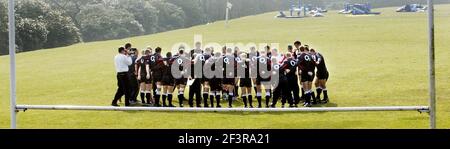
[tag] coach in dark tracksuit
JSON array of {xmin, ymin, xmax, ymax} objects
[
  {"xmin": 189, "ymin": 50, "xmax": 203, "ymax": 107},
  {"xmin": 112, "ymin": 47, "xmax": 133, "ymax": 106},
  {"xmin": 270, "ymin": 56, "xmax": 292, "ymax": 108},
  {"xmin": 287, "ymin": 46, "xmax": 301, "ymax": 106},
  {"xmin": 128, "ymin": 48, "xmax": 139, "ymax": 103}
]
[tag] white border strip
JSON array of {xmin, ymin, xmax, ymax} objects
[{"xmin": 16, "ymin": 105, "xmax": 429, "ymax": 112}]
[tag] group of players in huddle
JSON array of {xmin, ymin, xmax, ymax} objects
[{"xmin": 123, "ymin": 41, "xmax": 329, "ymax": 108}]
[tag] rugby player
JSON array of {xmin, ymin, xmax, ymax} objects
[
  {"xmin": 238, "ymin": 52, "xmax": 253, "ymax": 108},
  {"xmin": 150, "ymin": 47, "xmax": 164, "ymax": 107},
  {"xmin": 161, "ymin": 52, "xmax": 176, "ymax": 107},
  {"xmin": 222, "ymin": 48, "xmax": 237, "ymax": 108},
  {"xmin": 136, "ymin": 48, "xmax": 152, "ymax": 105},
  {"xmin": 297, "ymin": 46, "xmax": 316, "ymax": 107},
  {"xmin": 310, "ymin": 49, "xmax": 330, "ymax": 103},
  {"xmin": 173, "ymin": 47, "xmax": 189, "ymax": 107}
]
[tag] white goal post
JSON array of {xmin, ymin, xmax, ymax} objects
[{"xmin": 7, "ymin": 0, "xmax": 437, "ymax": 129}]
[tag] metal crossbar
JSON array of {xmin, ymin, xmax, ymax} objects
[{"xmin": 16, "ymin": 105, "xmax": 430, "ymax": 113}]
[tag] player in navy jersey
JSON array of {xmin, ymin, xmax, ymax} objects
[
  {"xmin": 173, "ymin": 47, "xmax": 189, "ymax": 107},
  {"xmin": 128, "ymin": 48, "xmax": 139, "ymax": 104},
  {"xmin": 136, "ymin": 49, "xmax": 152, "ymax": 105},
  {"xmin": 201, "ymin": 48, "xmax": 213, "ymax": 107},
  {"xmin": 189, "ymin": 48, "xmax": 203, "ymax": 107},
  {"xmin": 207, "ymin": 51, "xmax": 223, "ymax": 108},
  {"xmin": 222, "ymin": 48, "xmax": 237, "ymax": 108},
  {"xmin": 161, "ymin": 52, "xmax": 175, "ymax": 107},
  {"xmin": 310, "ymin": 49, "xmax": 330, "ymax": 103},
  {"xmin": 293, "ymin": 41, "xmax": 305, "ymax": 100},
  {"xmin": 271, "ymin": 52, "xmax": 293, "ymax": 108},
  {"xmin": 151, "ymin": 47, "xmax": 164, "ymax": 107},
  {"xmin": 255, "ymin": 50, "xmax": 272, "ymax": 108},
  {"xmin": 283, "ymin": 52, "xmax": 298, "ymax": 107},
  {"xmin": 233, "ymin": 47, "xmax": 241, "ymax": 101},
  {"xmin": 237, "ymin": 52, "xmax": 253, "ymax": 108},
  {"xmin": 286, "ymin": 45, "xmax": 300, "ymax": 107},
  {"xmin": 297, "ymin": 46, "xmax": 316, "ymax": 107},
  {"xmin": 249, "ymin": 47, "xmax": 259, "ymax": 95}
]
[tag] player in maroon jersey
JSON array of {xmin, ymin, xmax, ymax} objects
[{"xmin": 297, "ymin": 46, "xmax": 316, "ymax": 107}]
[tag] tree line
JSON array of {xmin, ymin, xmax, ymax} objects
[{"xmin": 0, "ymin": 0, "xmax": 284, "ymax": 55}]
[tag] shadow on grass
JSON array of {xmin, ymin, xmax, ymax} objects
[{"xmin": 117, "ymin": 101, "xmax": 341, "ymax": 116}]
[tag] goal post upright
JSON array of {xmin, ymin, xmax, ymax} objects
[
  {"xmin": 427, "ymin": 0, "xmax": 436, "ymax": 129},
  {"xmin": 8, "ymin": 0, "xmax": 17, "ymax": 129}
]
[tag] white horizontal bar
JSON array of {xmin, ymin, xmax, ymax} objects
[{"xmin": 16, "ymin": 105, "xmax": 429, "ymax": 112}]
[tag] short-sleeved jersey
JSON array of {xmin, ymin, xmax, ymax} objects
[
  {"xmin": 314, "ymin": 53, "xmax": 328, "ymax": 73},
  {"xmin": 284, "ymin": 58, "xmax": 298, "ymax": 78},
  {"xmin": 222, "ymin": 54, "xmax": 236, "ymax": 79},
  {"xmin": 297, "ymin": 53, "xmax": 316, "ymax": 72},
  {"xmin": 256, "ymin": 56, "xmax": 272, "ymax": 79},
  {"xmin": 162, "ymin": 57, "xmax": 174, "ymax": 78},
  {"xmin": 172, "ymin": 54, "xmax": 190, "ymax": 79},
  {"xmin": 136, "ymin": 55, "xmax": 151, "ymax": 75},
  {"xmin": 236, "ymin": 55, "xmax": 250, "ymax": 78},
  {"xmin": 149, "ymin": 53, "xmax": 164, "ymax": 71}
]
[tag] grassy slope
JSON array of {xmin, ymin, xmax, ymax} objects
[{"xmin": 0, "ymin": 5, "xmax": 449, "ymax": 129}]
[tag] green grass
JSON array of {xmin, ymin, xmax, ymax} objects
[{"xmin": 1, "ymin": 5, "xmax": 449, "ymax": 129}]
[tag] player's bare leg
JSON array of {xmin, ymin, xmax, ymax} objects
[
  {"xmin": 145, "ymin": 83, "xmax": 153, "ymax": 105},
  {"xmin": 225, "ymin": 85, "xmax": 235, "ymax": 108},
  {"xmin": 162, "ymin": 86, "xmax": 168, "ymax": 107},
  {"xmin": 256, "ymin": 84, "xmax": 262, "ymax": 108},
  {"xmin": 177, "ymin": 84, "xmax": 186, "ymax": 107},
  {"xmin": 302, "ymin": 82, "xmax": 312, "ymax": 107},
  {"xmin": 154, "ymin": 82, "xmax": 162, "ymax": 107},
  {"xmin": 167, "ymin": 86, "xmax": 175, "ymax": 107},
  {"xmin": 241, "ymin": 87, "xmax": 248, "ymax": 108},
  {"xmin": 202, "ymin": 82, "xmax": 210, "ymax": 107},
  {"xmin": 139, "ymin": 82, "xmax": 146, "ymax": 104},
  {"xmin": 320, "ymin": 80, "xmax": 329, "ymax": 103},
  {"xmin": 263, "ymin": 83, "xmax": 272, "ymax": 108}
]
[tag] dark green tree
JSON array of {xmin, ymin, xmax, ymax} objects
[
  {"xmin": 0, "ymin": 1, "xmax": 8, "ymax": 55},
  {"xmin": 78, "ymin": 3, "xmax": 144, "ymax": 41}
]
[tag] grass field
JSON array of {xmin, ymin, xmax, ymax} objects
[{"xmin": 0, "ymin": 5, "xmax": 449, "ymax": 129}]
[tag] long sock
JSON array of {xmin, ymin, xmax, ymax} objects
[
  {"xmin": 256, "ymin": 92, "xmax": 262, "ymax": 107},
  {"xmin": 168, "ymin": 94, "xmax": 173, "ymax": 106},
  {"xmin": 301, "ymin": 87, "xmax": 305, "ymax": 99},
  {"xmin": 234, "ymin": 86, "xmax": 238, "ymax": 97},
  {"xmin": 215, "ymin": 95, "xmax": 221, "ymax": 107},
  {"xmin": 203, "ymin": 93, "xmax": 209, "ymax": 107},
  {"xmin": 154, "ymin": 94, "xmax": 161, "ymax": 106},
  {"xmin": 145, "ymin": 92, "xmax": 151, "ymax": 104},
  {"xmin": 265, "ymin": 91, "xmax": 271, "ymax": 107},
  {"xmin": 305, "ymin": 91, "xmax": 311, "ymax": 104},
  {"xmin": 228, "ymin": 93, "xmax": 233, "ymax": 107},
  {"xmin": 242, "ymin": 95, "xmax": 248, "ymax": 107},
  {"xmin": 316, "ymin": 88, "xmax": 323, "ymax": 100},
  {"xmin": 323, "ymin": 89, "xmax": 328, "ymax": 99},
  {"xmin": 248, "ymin": 95, "xmax": 253, "ymax": 107},
  {"xmin": 209, "ymin": 93, "xmax": 215, "ymax": 107},
  {"xmin": 311, "ymin": 92, "xmax": 316, "ymax": 103},
  {"xmin": 140, "ymin": 92, "xmax": 146, "ymax": 103},
  {"xmin": 265, "ymin": 96, "xmax": 271, "ymax": 107},
  {"xmin": 162, "ymin": 94, "xmax": 167, "ymax": 106},
  {"xmin": 178, "ymin": 94, "xmax": 184, "ymax": 107}
]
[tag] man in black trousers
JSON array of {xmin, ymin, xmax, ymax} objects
[
  {"xmin": 128, "ymin": 47, "xmax": 140, "ymax": 104},
  {"xmin": 189, "ymin": 50, "xmax": 203, "ymax": 107},
  {"xmin": 112, "ymin": 47, "xmax": 133, "ymax": 106}
]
